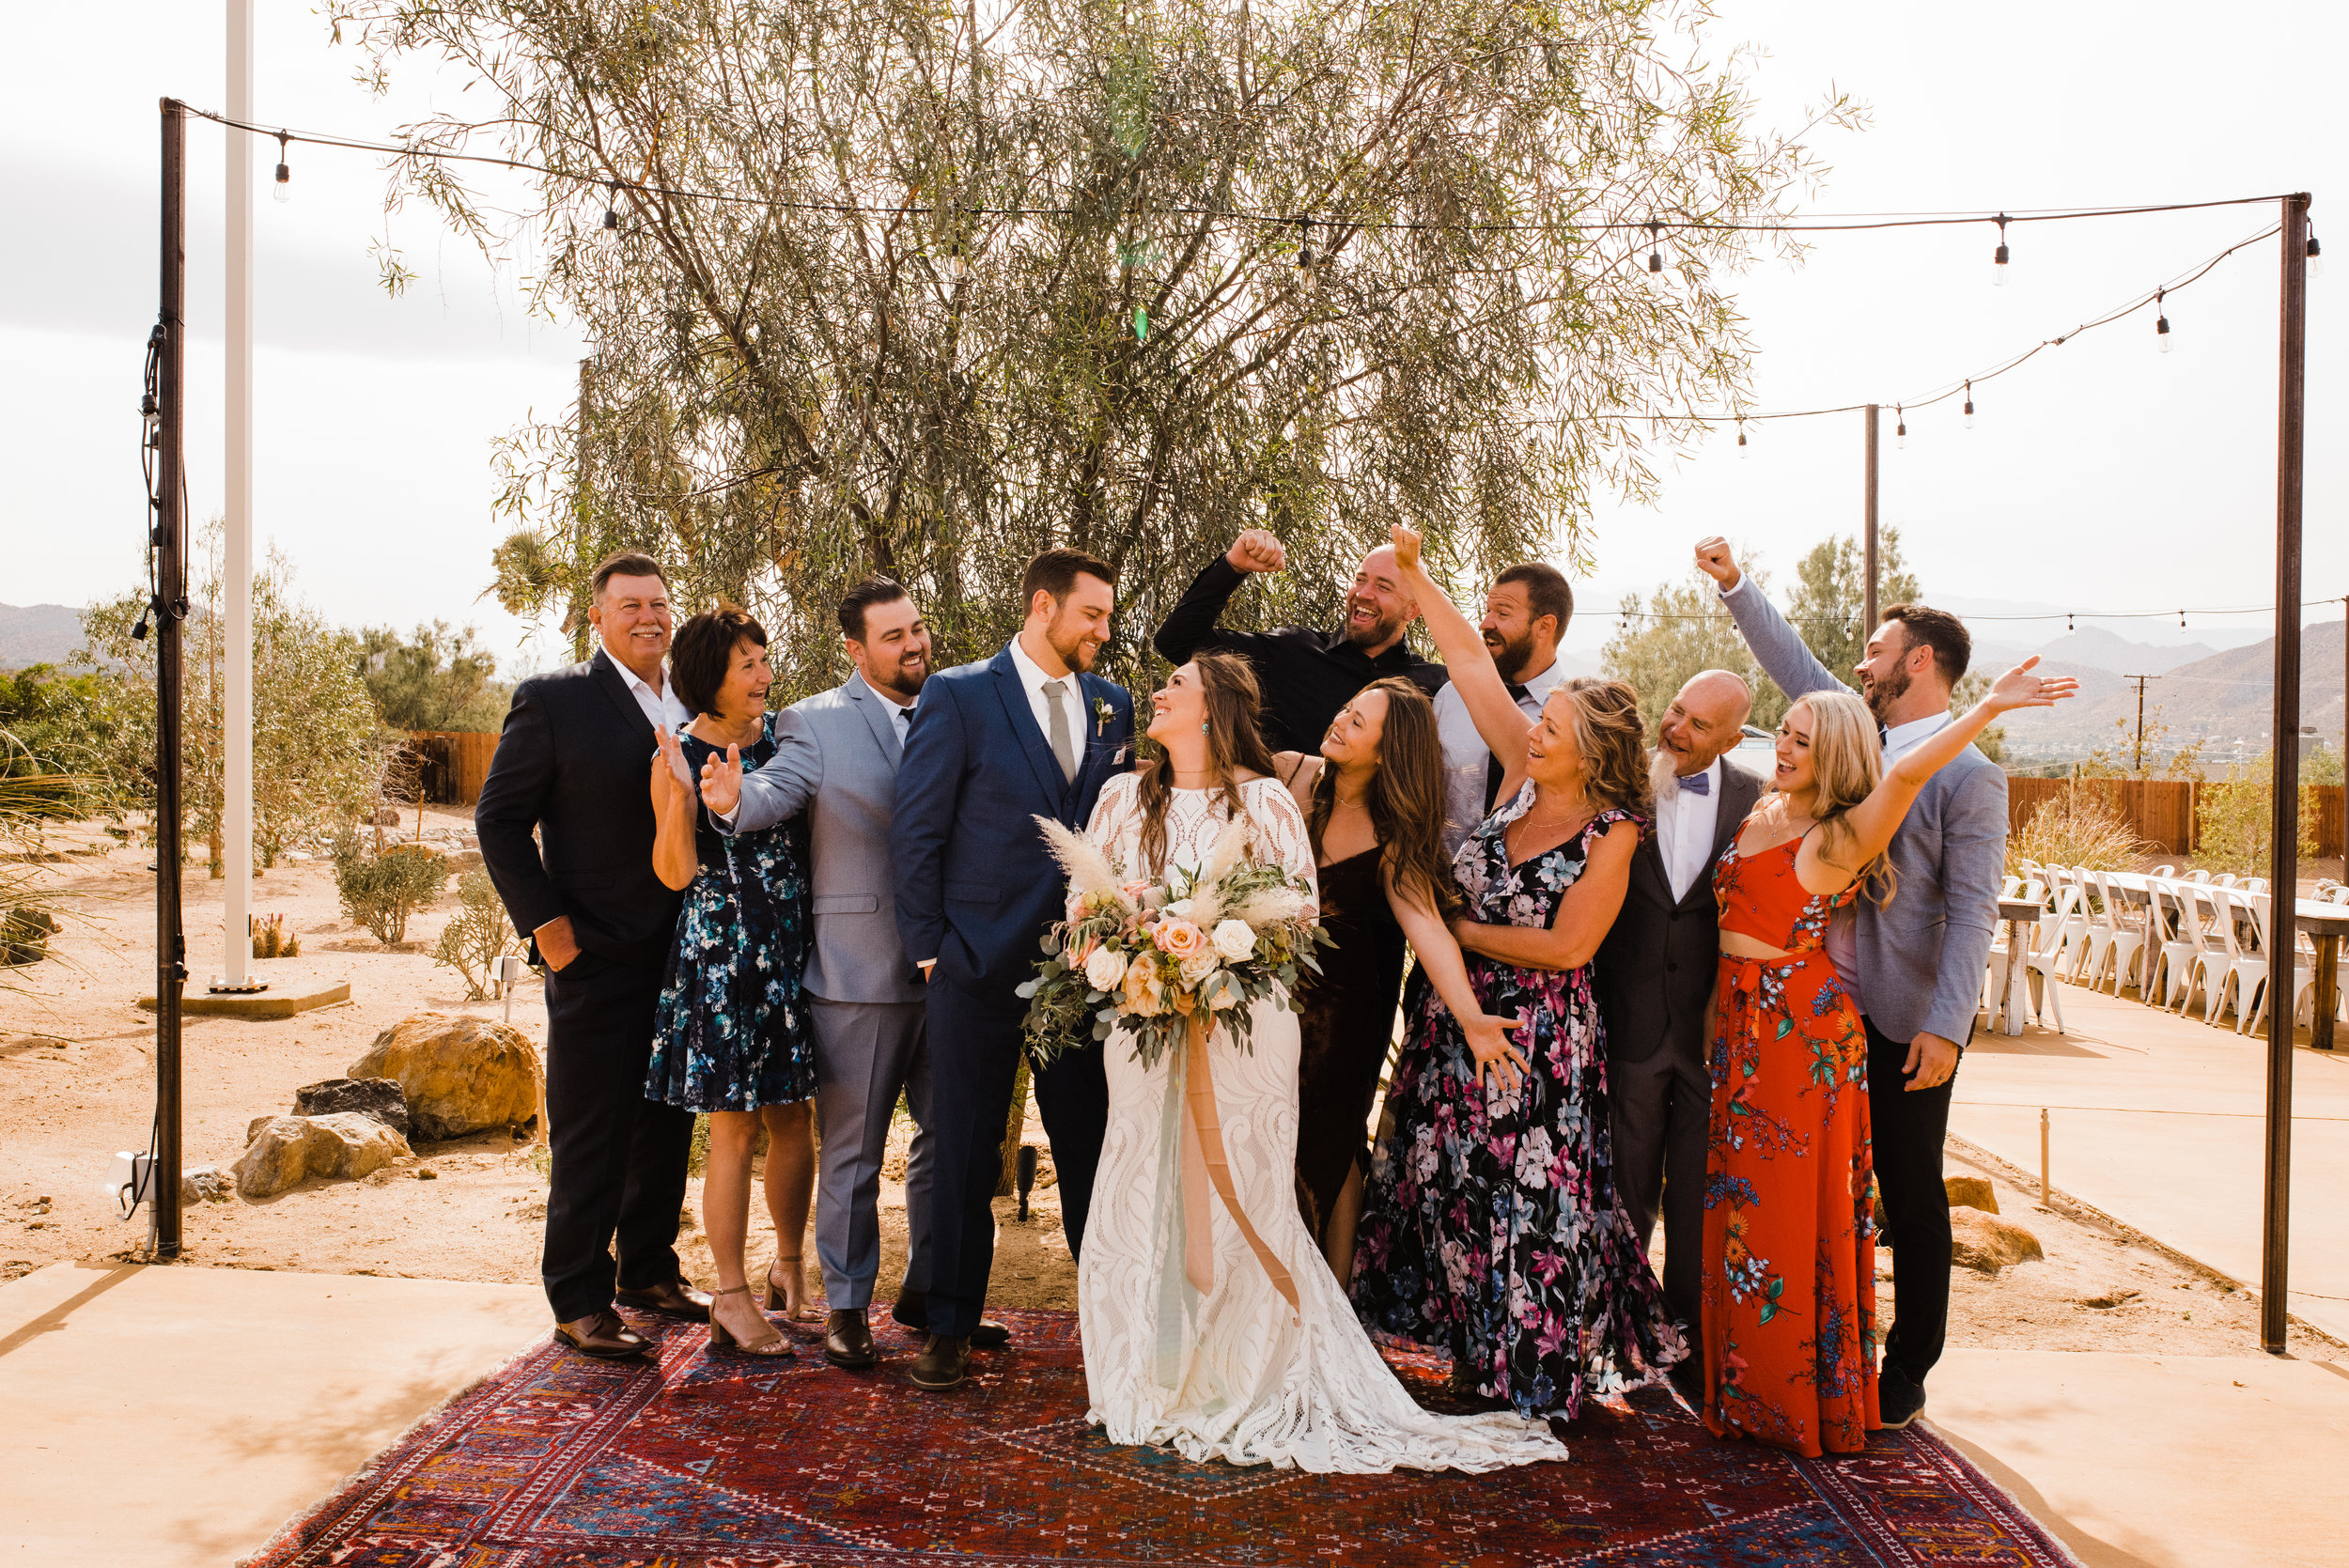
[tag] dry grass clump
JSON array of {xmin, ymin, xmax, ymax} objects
[{"xmin": 2010, "ymin": 787, "xmax": 2148, "ymax": 875}]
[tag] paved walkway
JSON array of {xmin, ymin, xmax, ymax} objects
[
  {"xmin": 0, "ymin": 1261, "xmax": 544, "ymax": 1566},
  {"xmin": 1953, "ymin": 980, "xmax": 2349, "ymax": 1343}
]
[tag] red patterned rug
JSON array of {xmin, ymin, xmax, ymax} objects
[{"xmin": 249, "ymin": 1309, "xmax": 2077, "ymax": 1567}]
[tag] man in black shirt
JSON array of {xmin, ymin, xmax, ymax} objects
[{"xmin": 1152, "ymin": 530, "xmax": 1449, "ymax": 753}]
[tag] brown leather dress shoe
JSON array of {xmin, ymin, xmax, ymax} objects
[
  {"xmin": 824, "ymin": 1308, "xmax": 879, "ymax": 1370},
  {"xmin": 909, "ymin": 1332, "xmax": 971, "ymax": 1391},
  {"xmin": 554, "ymin": 1310, "xmax": 653, "ymax": 1360},
  {"xmin": 614, "ymin": 1279, "xmax": 712, "ymax": 1322}
]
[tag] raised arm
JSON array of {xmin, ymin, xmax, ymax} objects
[
  {"xmin": 1154, "ymin": 533, "xmax": 1286, "ymax": 665},
  {"xmin": 1452, "ymin": 819, "xmax": 1640, "ymax": 970},
  {"xmin": 1385, "ymin": 865, "xmax": 1527, "ymax": 1090},
  {"xmin": 1825, "ymin": 658, "xmax": 2074, "ymax": 877},
  {"xmin": 1387, "ymin": 525, "xmax": 1531, "ymax": 784},
  {"xmin": 890, "ymin": 682, "xmax": 969, "ymax": 973},
  {"xmin": 650, "ymin": 732, "xmax": 700, "ymax": 893},
  {"xmin": 1693, "ymin": 536, "xmax": 1848, "ymax": 703}
]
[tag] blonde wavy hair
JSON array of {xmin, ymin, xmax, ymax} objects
[{"xmin": 1787, "ymin": 691, "xmax": 1897, "ymax": 905}]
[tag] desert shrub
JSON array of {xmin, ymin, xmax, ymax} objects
[
  {"xmin": 2009, "ymin": 787, "xmax": 2148, "ymax": 877},
  {"xmin": 332, "ymin": 829, "xmax": 450, "ymax": 946},
  {"xmin": 2195, "ymin": 751, "xmax": 2318, "ymax": 873},
  {"xmin": 433, "ymin": 867, "xmax": 521, "ymax": 999}
]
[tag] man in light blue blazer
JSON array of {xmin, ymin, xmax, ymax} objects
[
  {"xmin": 891, "ymin": 548, "xmax": 1135, "ymax": 1392},
  {"xmin": 699, "ymin": 578, "xmax": 940, "ymax": 1374},
  {"xmin": 1697, "ymin": 536, "xmax": 2008, "ymax": 1433}
]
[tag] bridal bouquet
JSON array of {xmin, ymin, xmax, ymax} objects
[{"xmin": 1018, "ymin": 816, "xmax": 1328, "ymax": 1069}]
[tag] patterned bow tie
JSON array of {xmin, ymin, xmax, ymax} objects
[{"xmin": 1676, "ymin": 771, "xmax": 1710, "ymax": 796}]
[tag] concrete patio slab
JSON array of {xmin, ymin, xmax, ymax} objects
[
  {"xmin": 1952, "ymin": 982, "xmax": 2349, "ymax": 1343},
  {"xmin": 0, "ymin": 1260, "xmax": 544, "ymax": 1566},
  {"xmin": 1928, "ymin": 1347, "xmax": 2349, "ymax": 1568}
]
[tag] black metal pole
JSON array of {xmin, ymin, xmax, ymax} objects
[
  {"xmin": 2260, "ymin": 192, "xmax": 2310, "ymax": 1355},
  {"xmin": 154, "ymin": 98, "xmax": 189, "ymax": 1261},
  {"xmin": 1862, "ymin": 405, "xmax": 1880, "ymax": 638}
]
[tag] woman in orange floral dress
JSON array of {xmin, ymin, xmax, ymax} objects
[{"xmin": 1699, "ymin": 663, "xmax": 2068, "ymax": 1457}]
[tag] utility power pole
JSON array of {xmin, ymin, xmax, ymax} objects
[
  {"xmin": 154, "ymin": 100, "xmax": 191, "ymax": 1260},
  {"xmin": 2123, "ymin": 675, "xmax": 2160, "ymax": 774}
]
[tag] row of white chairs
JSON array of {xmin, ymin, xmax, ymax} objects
[{"xmin": 1994, "ymin": 862, "xmax": 2349, "ymax": 1037}]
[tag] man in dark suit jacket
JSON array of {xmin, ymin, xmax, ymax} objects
[
  {"xmin": 475, "ymin": 551, "xmax": 709, "ymax": 1359},
  {"xmin": 1593, "ymin": 670, "xmax": 1761, "ymax": 1368},
  {"xmin": 891, "ymin": 548, "xmax": 1135, "ymax": 1391}
]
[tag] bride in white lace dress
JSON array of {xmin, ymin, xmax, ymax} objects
[{"xmin": 1078, "ymin": 653, "xmax": 1564, "ymax": 1474}]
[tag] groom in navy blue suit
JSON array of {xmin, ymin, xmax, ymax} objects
[{"xmin": 892, "ymin": 548, "xmax": 1135, "ymax": 1390}]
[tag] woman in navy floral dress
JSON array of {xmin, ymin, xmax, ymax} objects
[
  {"xmin": 648, "ymin": 606, "xmax": 818, "ymax": 1358},
  {"xmin": 1351, "ymin": 527, "xmax": 1686, "ymax": 1421}
]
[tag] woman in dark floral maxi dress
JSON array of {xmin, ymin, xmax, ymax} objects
[{"xmin": 1350, "ymin": 526, "xmax": 1686, "ymax": 1421}]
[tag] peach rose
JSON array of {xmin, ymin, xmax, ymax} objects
[
  {"xmin": 1154, "ymin": 919, "xmax": 1208, "ymax": 958},
  {"xmin": 1121, "ymin": 958, "xmax": 1165, "ymax": 1017}
]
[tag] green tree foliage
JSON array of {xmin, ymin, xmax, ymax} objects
[
  {"xmin": 361, "ymin": 621, "xmax": 512, "ymax": 733},
  {"xmin": 2196, "ymin": 749, "xmax": 2319, "ymax": 870},
  {"xmin": 0, "ymin": 664, "xmax": 147, "ymax": 821},
  {"xmin": 1602, "ymin": 551, "xmax": 1782, "ymax": 737},
  {"xmin": 333, "ymin": 0, "xmax": 1857, "ymax": 697},
  {"xmin": 83, "ymin": 522, "xmax": 389, "ymax": 871},
  {"xmin": 1784, "ymin": 529, "xmax": 1918, "ymax": 689}
]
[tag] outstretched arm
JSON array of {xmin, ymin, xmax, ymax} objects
[
  {"xmin": 1387, "ymin": 525, "xmax": 1532, "ymax": 785},
  {"xmin": 1828, "ymin": 659, "xmax": 2075, "ymax": 876},
  {"xmin": 1693, "ymin": 536, "xmax": 1848, "ymax": 702},
  {"xmin": 1154, "ymin": 534, "xmax": 1286, "ymax": 665}
]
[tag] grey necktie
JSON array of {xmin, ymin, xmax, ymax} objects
[{"xmin": 1044, "ymin": 679, "xmax": 1079, "ymax": 782}]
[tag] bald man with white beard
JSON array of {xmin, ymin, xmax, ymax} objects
[{"xmin": 1592, "ymin": 670, "xmax": 1761, "ymax": 1389}]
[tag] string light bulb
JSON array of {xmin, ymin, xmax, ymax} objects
[
  {"xmin": 948, "ymin": 240, "xmax": 967, "ymax": 282},
  {"xmin": 1894, "ymin": 404, "xmax": 1907, "ymax": 449},
  {"xmin": 1992, "ymin": 213, "xmax": 2011, "ymax": 287},
  {"xmin": 272, "ymin": 131, "xmax": 291, "ymax": 205},
  {"xmin": 1735, "ymin": 419, "xmax": 1749, "ymax": 458},
  {"xmin": 2155, "ymin": 287, "xmax": 2171, "ymax": 351},
  {"xmin": 1646, "ymin": 221, "xmax": 1664, "ymax": 273},
  {"xmin": 2309, "ymin": 229, "xmax": 2325, "ymax": 278},
  {"xmin": 1963, "ymin": 380, "xmax": 1975, "ymax": 429},
  {"xmin": 1297, "ymin": 218, "xmax": 1317, "ymax": 294},
  {"xmin": 601, "ymin": 180, "xmax": 621, "ymax": 234}
]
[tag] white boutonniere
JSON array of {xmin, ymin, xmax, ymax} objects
[{"xmin": 1093, "ymin": 696, "xmax": 1114, "ymax": 737}]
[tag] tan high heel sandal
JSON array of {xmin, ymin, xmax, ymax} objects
[
  {"xmin": 765, "ymin": 1256, "xmax": 815, "ymax": 1320},
  {"xmin": 706, "ymin": 1284, "xmax": 794, "ymax": 1357}
]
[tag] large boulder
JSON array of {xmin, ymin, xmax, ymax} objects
[
  {"xmin": 350, "ymin": 1012, "xmax": 542, "ymax": 1141},
  {"xmin": 293, "ymin": 1076, "xmax": 411, "ymax": 1141},
  {"xmin": 1950, "ymin": 1206, "xmax": 2044, "ymax": 1273},
  {"xmin": 232, "ymin": 1112, "xmax": 411, "ymax": 1199},
  {"xmin": 1943, "ymin": 1174, "xmax": 1999, "ymax": 1214}
]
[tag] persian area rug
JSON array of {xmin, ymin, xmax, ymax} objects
[{"xmin": 248, "ymin": 1309, "xmax": 2077, "ymax": 1567}]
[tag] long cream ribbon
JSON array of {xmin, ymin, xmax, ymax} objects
[{"xmin": 1177, "ymin": 1011, "xmax": 1301, "ymax": 1318}]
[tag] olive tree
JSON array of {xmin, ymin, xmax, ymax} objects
[{"xmin": 334, "ymin": 0, "xmax": 1854, "ymax": 695}]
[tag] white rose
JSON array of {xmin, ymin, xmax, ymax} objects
[
  {"xmin": 1084, "ymin": 945, "xmax": 1128, "ymax": 991},
  {"xmin": 1179, "ymin": 952, "xmax": 1218, "ymax": 986},
  {"xmin": 1166, "ymin": 898, "xmax": 1193, "ymax": 920},
  {"xmin": 1210, "ymin": 918, "xmax": 1257, "ymax": 963}
]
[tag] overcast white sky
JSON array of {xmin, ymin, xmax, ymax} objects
[{"xmin": 2, "ymin": 1, "xmax": 2340, "ymax": 675}]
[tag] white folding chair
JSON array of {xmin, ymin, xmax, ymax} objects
[
  {"xmin": 2175, "ymin": 886, "xmax": 2239, "ymax": 1024},
  {"xmin": 2233, "ymin": 893, "xmax": 2315, "ymax": 1039},
  {"xmin": 2078, "ymin": 869, "xmax": 2147, "ymax": 995},
  {"xmin": 2142, "ymin": 880, "xmax": 2200, "ymax": 1009}
]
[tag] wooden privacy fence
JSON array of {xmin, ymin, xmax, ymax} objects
[
  {"xmin": 406, "ymin": 731, "xmax": 499, "ymax": 806},
  {"xmin": 2006, "ymin": 776, "xmax": 2346, "ymax": 859}
]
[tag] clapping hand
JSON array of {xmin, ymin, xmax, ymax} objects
[
  {"xmin": 1983, "ymin": 656, "xmax": 2078, "ymax": 713},
  {"xmin": 1693, "ymin": 536, "xmax": 1741, "ymax": 590},
  {"xmin": 696, "ymin": 741, "xmax": 745, "ymax": 815},
  {"xmin": 1224, "ymin": 529, "xmax": 1288, "ymax": 574},
  {"xmin": 1461, "ymin": 1011, "xmax": 1528, "ymax": 1093}
]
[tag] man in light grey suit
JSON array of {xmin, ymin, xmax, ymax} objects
[
  {"xmin": 699, "ymin": 578, "xmax": 940, "ymax": 1371},
  {"xmin": 1696, "ymin": 536, "xmax": 2009, "ymax": 1432}
]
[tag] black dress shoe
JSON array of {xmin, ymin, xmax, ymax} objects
[
  {"xmin": 892, "ymin": 1297, "xmax": 1010, "ymax": 1349},
  {"xmin": 825, "ymin": 1308, "xmax": 879, "ymax": 1370},
  {"xmin": 909, "ymin": 1333, "xmax": 972, "ymax": 1391},
  {"xmin": 554, "ymin": 1310, "xmax": 653, "ymax": 1359},
  {"xmin": 615, "ymin": 1279, "xmax": 713, "ymax": 1322},
  {"xmin": 1878, "ymin": 1366, "xmax": 1927, "ymax": 1429}
]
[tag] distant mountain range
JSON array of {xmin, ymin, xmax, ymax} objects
[{"xmin": 0, "ymin": 603, "xmax": 85, "ymax": 671}]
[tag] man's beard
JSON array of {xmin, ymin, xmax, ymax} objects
[
  {"xmin": 1344, "ymin": 598, "xmax": 1407, "ymax": 651},
  {"xmin": 1486, "ymin": 629, "xmax": 1537, "ymax": 685},
  {"xmin": 1864, "ymin": 661, "xmax": 1910, "ymax": 724},
  {"xmin": 874, "ymin": 656, "xmax": 928, "ymax": 702},
  {"xmin": 1047, "ymin": 610, "xmax": 1102, "ymax": 672}
]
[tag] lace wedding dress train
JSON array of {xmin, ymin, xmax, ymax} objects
[{"xmin": 1076, "ymin": 772, "xmax": 1565, "ymax": 1473}]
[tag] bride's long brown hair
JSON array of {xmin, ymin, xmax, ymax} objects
[{"xmin": 1136, "ymin": 651, "xmax": 1280, "ymax": 875}]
